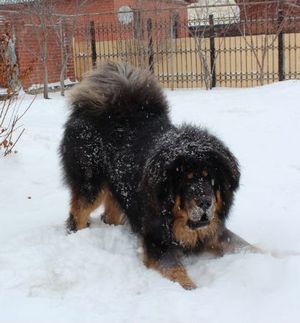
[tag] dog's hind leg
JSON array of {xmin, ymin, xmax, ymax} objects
[{"xmin": 66, "ymin": 190, "xmax": 105, "ymax": 233}]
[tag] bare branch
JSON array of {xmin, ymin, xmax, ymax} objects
[{"xmin": 0, "ymin": 93, "xmax": 34, "ymax": 157}]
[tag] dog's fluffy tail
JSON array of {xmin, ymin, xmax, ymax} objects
[{"xmin": 70, "ymin": 62, "xmax": 169, "ymax": 117}]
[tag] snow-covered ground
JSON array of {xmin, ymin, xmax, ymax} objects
[{"xmin": 1, "ymin": 81, "xmax": 300, "ymax": 323}]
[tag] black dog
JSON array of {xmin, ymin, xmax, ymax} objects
[{"xmin": 60, "ymin": 62, "xmax": 253, "ymax": 289}]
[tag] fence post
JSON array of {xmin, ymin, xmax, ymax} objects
[
  {"xmin": 209, "ymin": 14, "xmax": 216, "ymax": 89},
  {"xmin": 147, "ymin": 18, "xmax": 154, "ymax": 73},
  {"xmin": 90, "ymin": 21, "xmax": 97, "ymax": 68},
  {"xmin": 278, "ymin": 10, "xmax": 285, "ymax": 81}
]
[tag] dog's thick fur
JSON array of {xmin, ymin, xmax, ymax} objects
[{"xmin": 60, "ymin": 62, "xmax": 253, "ymax": 289}]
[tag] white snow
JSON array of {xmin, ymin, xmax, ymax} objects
[
  {"xmin": 1, "ymin": 81, "xmax": 300, "ymax": 323},
  {"xmin": 27, "ymin": 79, "xmax": 77, "ymax": 92}
]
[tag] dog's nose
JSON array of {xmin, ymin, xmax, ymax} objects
[{"xmin": 198, "ymin": 197, "xmax": 211, "ymax": 210}]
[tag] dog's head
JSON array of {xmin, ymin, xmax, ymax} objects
[{"xmin": 142, "ymin": 126, "xmax": 240, "ymax": 248}]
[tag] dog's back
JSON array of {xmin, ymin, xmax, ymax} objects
[{"xmin": 60, "ymin": 62, "xmax": 171, "ymax": 232}]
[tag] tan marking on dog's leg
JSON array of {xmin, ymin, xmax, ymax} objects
[
  {"xmin": 69, "ymin": 191, "xmax": 104, "ymax": 230},
  {"xmin": 144, "ymin": 258, "xmax": 196, "ymax": 290},
  {"xmin": 102, "ymin": 190, "xmax": 125, "ymax": 225}
]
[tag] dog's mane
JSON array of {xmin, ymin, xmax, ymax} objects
[
  {"xmin": 69, "ymin": 62, "xmax": 169, "ymax": 117},
  {"xmin": 142, "ymin": 125, "xmax": 240, "ymax": 191}
]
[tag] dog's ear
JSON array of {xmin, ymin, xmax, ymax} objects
[
  {"xmin": 140, "ymin": 153, "xmax": 187, "ymax": 213},
  {"xmin": 205, "ymin": 149, "xmax": 240, "ymax": 192}
]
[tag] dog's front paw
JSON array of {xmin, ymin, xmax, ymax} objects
[
  {"xmin": 180, "ymin": 279, "xmax": 197, "ymax": 290},
  {"xmin": 65, "ymin": 214, "xmax": 77, "ymax": 234},
  {"xmin": 170, "ymin": 268, "xmax": 197, "ymax": 290},
  {"xmin": 65, "ymin": 213, "xmax": 91, "ymax": 234}
]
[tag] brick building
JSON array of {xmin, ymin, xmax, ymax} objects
[
  {"xmin": 0, "ymin": 0, "xmax": 195, "ymax": 90},
  {"xmin": 0, "ymin": 0, "xmax": 299, "ymax": 90}
]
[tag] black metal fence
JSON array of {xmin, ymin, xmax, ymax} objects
[{"xmin": 72, "ymin": 3, "xmax": 300, "ymax": 89}]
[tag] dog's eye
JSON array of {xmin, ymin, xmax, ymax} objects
[
  {"xmin": 187, "ymin": 172, "xmax": 194, "ymax": 180},
  {"xmin": 202, "ymin": 170, "xmax": 208, "ymax": 177}
]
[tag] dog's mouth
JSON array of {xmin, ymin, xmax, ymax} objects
[{"xmin": 187, "ymin": 214, "xmax": 210, "ymax": 229}]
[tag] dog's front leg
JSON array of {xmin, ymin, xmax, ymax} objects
[
  {"xmin": 206, "ymin": 228, "xmax": 258, "ymax": 255},
  {"xmin": 220, "ymin": 228, "xmax": 259, "ymax": 253},
  {"xmin": 143, "ymin": 246, "xmax": 196, "ymax": 290}
]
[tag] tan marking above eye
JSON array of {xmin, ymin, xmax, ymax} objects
[
  {"xmin": 202, "ymin": 170, "xmax": 208, "ymax": 177},
  {"xmin": 187, "ymin": 172, "xmax": 194, "ymax": 179}
]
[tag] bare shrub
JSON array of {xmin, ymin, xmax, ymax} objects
[{"xmin": 0, "ymin": 93, "xmax": 34, "ymax": 156}]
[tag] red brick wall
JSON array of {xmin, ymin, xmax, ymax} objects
[
  {"xmin": 0, "ymin": 0, "xmax": 191, "ymax": 89},
  {"xmin": 14, "ymin": 19, "xmax": 62, "ymax": 89},
  {"xmin": 0, "ymin": 0, "xmax": 115, "ymax": 89},
  {"xmin": 1, "ymin": 0, "xmax": 299, "ymax": 89},
  {"xmin": 0, "ymin": 21, "xmax": 9, "ymax": 87}
]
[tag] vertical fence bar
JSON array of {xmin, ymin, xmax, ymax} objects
[
  {"xmin": 78, "ymin": 26, "xmax": 82, "ymax": 79},
  {"xmin": 169, "ymin": 18, "xmax": 175, "ymax": 90},
  {"xmin": 90, "ymin": 21, "xmax": 97, "ymax": 68},
  {"xmin": 147, "ymin": 18, "xmax": 154, "ymax": 73},
  {"xmin": 69, "ymin": 5, "xmax": 299, "ymax": 89},
  {"xmin": 278, "ymin": 10, "xmax": 285, "ymax": 81},
  {"xmin": 209, "ymin": 14, "xmax": 216, "ymax": 88}
]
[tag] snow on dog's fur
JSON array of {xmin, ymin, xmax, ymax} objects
[{"xmin": 60, "ymin": 62, "xmax": 253, "ymax": 289}]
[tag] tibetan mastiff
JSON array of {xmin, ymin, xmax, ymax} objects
[{"xmin": 60, "ymin": 62, "xmax": 253, "ymax": 289}]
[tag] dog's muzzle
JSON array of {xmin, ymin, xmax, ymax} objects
[{"xmin": 187, "ymin": 204, "xmax": 213, "ymax": 230}]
